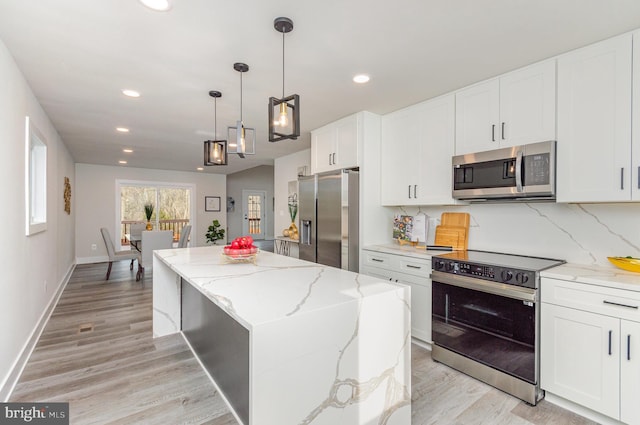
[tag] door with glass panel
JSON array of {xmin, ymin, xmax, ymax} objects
[{"xmin": 242, "ymin": 190, "xmax": 265, "ymax": 240}]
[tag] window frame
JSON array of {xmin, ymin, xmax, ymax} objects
[{"xmin": 25, "ymin": 116, "xmax": 47, "ymax": 236}]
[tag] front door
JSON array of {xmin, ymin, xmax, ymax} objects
[{"xmin": 242, "ymin": 190, "xmax": 266, "ymax": 240}]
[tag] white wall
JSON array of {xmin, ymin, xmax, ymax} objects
[
  {"xmin": 274, "ymin": 149, "xmax": 310, "ymax": 257},
  {"xmin": 226, "ymin": 165, "xmax": 274, "ymax": 241},
  {"xmin": 380, "ymin": 203, "xmax": 640, "ymax": 267},
  {"xmin": 75, "ymin": 164, "xmax": 226, "ymax": 262},
  {"xmin": 0, "ymin": 39, "xmax": 76, "ymax": 399}
]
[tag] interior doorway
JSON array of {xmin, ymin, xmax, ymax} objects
[{"xmin": 242, "ymin": 190, "xmax": 266, "ymax": 240}]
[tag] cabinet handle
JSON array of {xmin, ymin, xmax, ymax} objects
[
  {"xmin": 628, "ymin": 334, "xmax": 632, "ymax": 361},
  {"xmin": 329, "ymin": 154, "xmax": 332, "ymax": 165},
  {"xmin": 608, "ymin": 330, "xmax": 612, "ymax": 356},
  {"xmin": 371, "ymin": 258, "xmax": 384, "ymax": 263},
  {"xmin": 491, "ymin": 124, "xmax": 496, "ymax": 142},
  {"xmin": 408, "ymin": 185, "xmax": 412, "ymax": 199},
  {"xmin": 603, "ymin": 300, "xmax": 639, "ymax": 309},
  {"xmin": 332, "ymin": 152, "xmax": 336, "ymax": 165},
  {"xmin": 637, "ymin": 166, "xmax": 639, "ymax": 189},
  {"xmin": 414, "ymin": 185, "xmax": 417, "ymax": 198},
  {"xmin": 621, "ymin": 167, "xmax": 625, "ymax": 190},
  {"xmin": 501, "ymin": 122, "xmax": 505, "ymax": 140},
  {"xmin": 406, "ymin": 264, "xmax": 422, "ymax": 269}
]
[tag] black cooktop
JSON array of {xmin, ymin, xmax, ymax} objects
[{"xmin": 434, "ymin": 250, "xmax": 565, "ymax": 272}]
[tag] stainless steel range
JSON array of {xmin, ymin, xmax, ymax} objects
[{"xmin": 431, "ymin": 250, "xmax": 564, "ymax": 405}]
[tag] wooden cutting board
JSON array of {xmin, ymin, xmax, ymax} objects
[
  {"xmin": 434, "ymin": 225, "xmax": 468, "ymax": 250},
  {"xmin": 441, "ymin": 212, "xmax": 470, "ymax": 228}
]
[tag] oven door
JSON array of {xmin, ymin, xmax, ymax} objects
[{"xmin": 431, "ymin": 270, "xmax": 538, "ymax": 384}]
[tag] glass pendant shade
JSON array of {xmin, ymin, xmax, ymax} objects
[
  {"xmin": 228, "ymin": 63, "xmax": 255, "ymax": 158},
  {"xmin": 204, "ymin": 90, "xmax": 228, "ymax": 166},
  {"xmin": 269, "ymin": 94, "xmax": 300, "ymax": 142},
  {"xmin": 228, "ymin": 121, "xmax": 255, "ymax": 159},
  {"xmin": 204, "ymin": 140, "xmax": 227, "ymax": 166},
  {"xmin": 268, "ymin": 17, "xmax": 300, "ymax": 142}
]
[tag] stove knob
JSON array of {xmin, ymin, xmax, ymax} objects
[
  {"xmin": 434, "ymin": 260, "xmax": 445, "ymax": 270},
  {"xmin": 516, "ymin": 273, "xmax": 529, "ymax": 284},
  {"xmin": 445, "ymin": 262, "xmax": 455, "ymax": 272},
  {"xmin": 501, "ymin": 270, "xmax": 513, "ymax": 282}
]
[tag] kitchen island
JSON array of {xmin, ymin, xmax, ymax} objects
[{"xmin": 152, "ymin": 246, "xmax": 411, "ymax": 425}]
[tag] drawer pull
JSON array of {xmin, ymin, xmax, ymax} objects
[
  {"xmin": 603, "ymin": 300, "xmax": 639, "ymax": 309},
  {"xmin": 608, "ymin": 330, "xmax": 612, "ymax": 356},
  {"xmin": 406, "ymin": 264, "xmax": 422, "ymax": 269},
  {"xmin": 628, "ymin": 334, "xmax": 632, "ymax": 361},
  {"xmin": 371, "ymin": 258, "xmax": 384, "ymax": 263}
]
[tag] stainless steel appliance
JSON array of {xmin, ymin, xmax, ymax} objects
[
  {"xmin": 452, "ymin": 140, "xmax": 556, "ymax": 201},
  {"xmin": 298, "ymin": 169, "xmax": 359, "ymax": 272},
  {"xmin": 431, "ymin": 250, "xmax": 564, "ymax": 405}
]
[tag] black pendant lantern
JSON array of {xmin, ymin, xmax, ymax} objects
[
  {"xmin": 204, "ymin": 91, "xmax": 228, "ymax": 166},
  {"xmin": 269, "ymin": 17, "xmax": 300, "ymax": 142},
  {"xmin": 228, "ymin": 63, "xmax": 255, "ymax": 158}
]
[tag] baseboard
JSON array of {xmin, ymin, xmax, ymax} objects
[
  {"xmin": 544, "ymin": 392, "xmax": 623, "ymax": 425},
  {"xmin": 411, "ymin": 337, "xmax": 432, "ymax": 351},
  {"xmin": 0, "ymin": 262, "xmax": 75, "ymax": 401}
]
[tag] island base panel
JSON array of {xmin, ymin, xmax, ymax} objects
[{"xmin": 181, "ymin": 279, "xmax": 249, "ymax": 425}]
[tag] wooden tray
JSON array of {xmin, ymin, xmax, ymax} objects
[{"xmin": 441, "ymin": 212, "xmax": 470, "ymax": 228}]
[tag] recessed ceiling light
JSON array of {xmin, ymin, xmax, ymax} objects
[
  {"xmin": 196, "ymin": 167, "xmax": 204, "ymax": 171},
  {"xmin": 138, "ymin": 0, "xmax": 171, "ymax": 11},
  {"xmin": 353, "ymin": 74, "xmax": 370, "ymax": 84},
  {"xmin": 123, "ymin": 149, "xmax": 133, "ymax": 153},
  {"xmin": 119, "ymin": 160, "xmax": 128, "ymax": 164},
  {"xmin": 122, "ymin": 89, "xmax": 140, "ymax": 98},
  {"xmin": 116, "ymin": 127, "xmax": 130, "ymax": 133}
]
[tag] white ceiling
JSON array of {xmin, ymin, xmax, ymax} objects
[{"xmin": 1, "ymin": 1, "xmax": 640, "ymax": 175}]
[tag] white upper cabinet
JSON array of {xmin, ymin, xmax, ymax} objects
[
  {"xmin": 556, "ymin": 33, "xmax": 633, "ymax": 202},
  {"xmin": 455, "ymin": 59, "xmax": 556, "ymax": 155},
  {"xmin": 311, "ymin": 113, "xmax": 360, "ymax": 174},
  {"xmin": 633, "ymin": 30, "xmax": 640, "ymax": 201},
  {"xmin": 381, "ymin": 94, "xmax": 456, "ymax": 205}
]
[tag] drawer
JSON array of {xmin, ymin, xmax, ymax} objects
[
  {"xmin": 398, "ymin": 257, "xmax": 431, "ymax": 279},
  {"xmin": 362, "ymin": 251, "xmax": 400, "ymax": 270},
  {"xmin": 542, "ymin": 277, "xmax": 640, "ymax": 322}
]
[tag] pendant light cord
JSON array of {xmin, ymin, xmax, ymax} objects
[
  {"xmin": 213, "ymin": 97, "xmax": 217, "ymax": 136},
  {"xmin": 282, "ymin": 31, "xmax": 285, "ymax": 98},
  {"xmin": 240, "ymin": 71, "xmax": 243, "ymax": 122}
]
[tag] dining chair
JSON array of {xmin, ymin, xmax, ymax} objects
[
  {"xmin": 100, "ymin": 227, "xmax": 138, "ymax": 280},
  {"xmin": 129, "ymin": 222, "xmax": 146, "ymax": 251},
  {"xmin": 178, "ymin": 225, "xmax": 192, "ymax": 248},
  {"xmin": 136, "ymin": 230, "xmax": 173, "ymax": 281}
]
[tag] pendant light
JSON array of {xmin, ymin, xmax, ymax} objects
[
  {"xmin": 204, "ymin": 91, "xmax": 228, "ymax": 166},
  {"xmin": 268, "ymin": 17, "xmax": 300, "ymax": 142},
  {"xmin": 228, "ymin": 63, "xmax": 255, "ymax": 158}
]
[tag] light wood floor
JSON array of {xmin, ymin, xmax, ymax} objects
[{"xmin": 11, "ymin": 261, "xmax": 598, "ymax": 425}]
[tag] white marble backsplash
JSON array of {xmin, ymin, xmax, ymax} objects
[{"xmin": 385, "ymin": 203, "xmax": 640, "ymax": 267}]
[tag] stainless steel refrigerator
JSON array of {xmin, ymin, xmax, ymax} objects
[{"xmin": 298, "ymin": 169, "xmax": 359, "ymax": 272}]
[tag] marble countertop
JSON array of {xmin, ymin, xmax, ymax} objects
[
  {"xmin": 154, "ymin": 246, "xmax": 407, "ymax": 330},
  {"xmin": 363, "ymin": 243, "xmax": 454, "ymax": 260},
  {"xmin": 541, "ymin": 262, "xmax": 640, "ymax": 292}
]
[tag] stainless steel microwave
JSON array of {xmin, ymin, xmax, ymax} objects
[{"xmin": 452, "ymin": 140, "xmax": 556, "ymax": 201}]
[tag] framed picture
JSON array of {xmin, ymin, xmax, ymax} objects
[{"xmin": 205, "ymin": 196, "xmax": 221, "ymax": 212}]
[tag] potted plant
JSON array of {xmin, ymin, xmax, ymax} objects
[
  {"xmin": 144, "ymin": 203, "xmax": 154, "ymax": 230},
  {"xmin": 206, "ymin": 219, "xmax": 225, "ymax": 245}
]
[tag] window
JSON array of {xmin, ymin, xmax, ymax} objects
[
  {"xmin": 25, "ymin": 116, "xmax": 47, "ymax": 235},
  {"xmin": 116, "ymin": 180, "xmax": 194, "ymax": 249}
]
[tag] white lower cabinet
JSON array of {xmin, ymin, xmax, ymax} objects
[
  {"xmin": 361, "ymin": 249, "xmax": 432, "ymax": 344},
  {"xmin": 541, "ymin": 277, "xmax": 640, "ymax": 423}
]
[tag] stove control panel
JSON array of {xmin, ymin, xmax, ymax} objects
[{"xmin": 432, "ymin": 258, "xmax": 537, "ymax": 289}]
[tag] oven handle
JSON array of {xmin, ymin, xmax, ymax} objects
[{"xmin": 431, "ymin": 270, "xmax": 536, "ymax": 302}]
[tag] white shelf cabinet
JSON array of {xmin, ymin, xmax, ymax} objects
[
  {"xmin": 540, "ymin": 277, "xmax": 640, "ymax": 423},
  {"xmin": 360, "ymin": 249, "xmax": 432, "ymax": 343},
  {"xmin": 455, "ymin": 59, "xmax": 556, "ymax": 155},
  {"xmin": 311, "ymin": 113, "xmax": 360, "ymax": 174},
  {"xmin": 381, "ymin": 94, "xmax": 456, "ymax": 205},
  {"xmin": 556, "ymin": 33, "xmax": 634, "ymax": 202}
]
